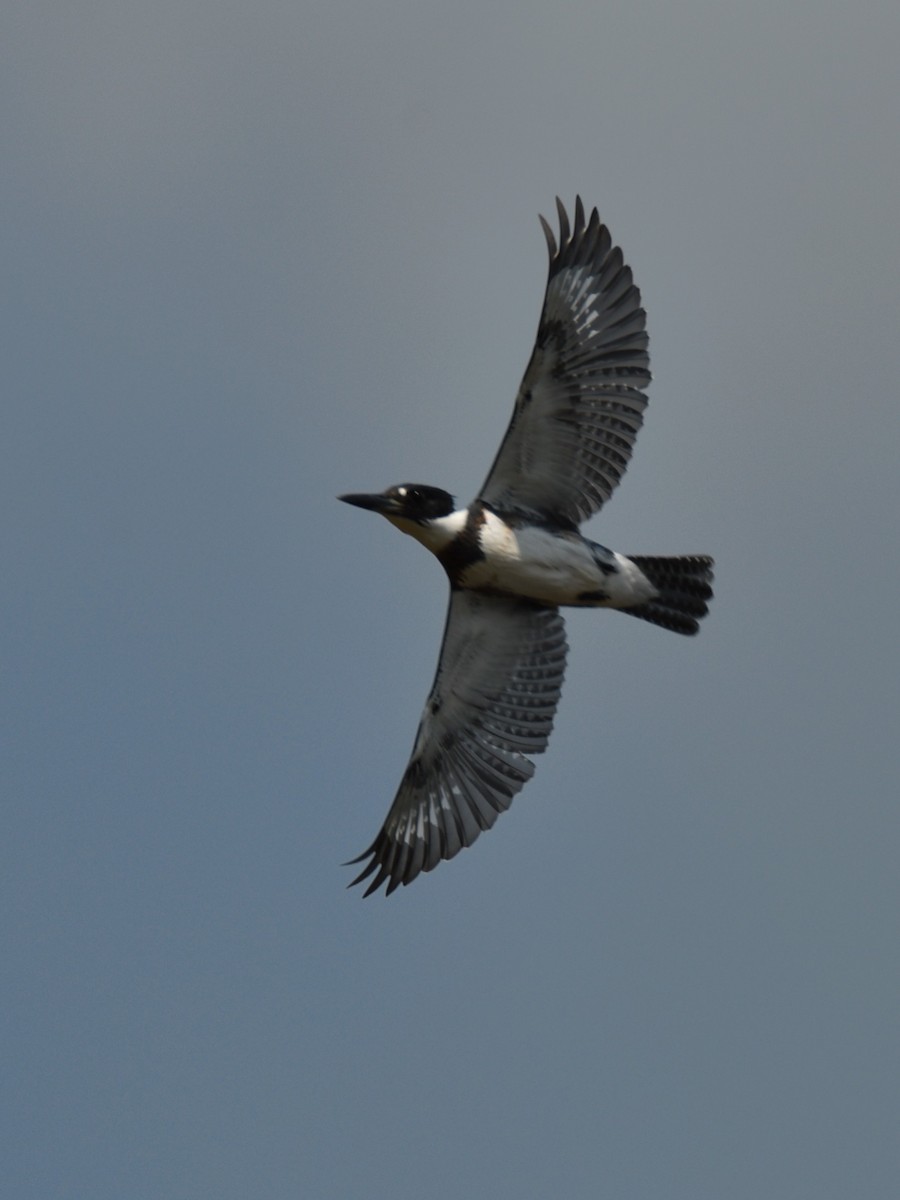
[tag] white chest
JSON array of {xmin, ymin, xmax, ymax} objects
[{"xmin": 460, "ymin": 515, "xmax": 603, "ymax": 605}]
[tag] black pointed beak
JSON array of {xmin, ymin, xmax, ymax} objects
[{"xmin": 338, "ymin": 492, "xmax": 396, "ymax": 514}]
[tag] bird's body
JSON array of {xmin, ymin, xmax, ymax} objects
[
  {"xmin": 380, "ymin": 498, "xmax": 657, "ymax": 610},
  {"xmin": 340, "ymin": 198, "xmax": 713, "ymax": 896}
]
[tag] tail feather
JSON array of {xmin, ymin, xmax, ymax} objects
[{"xmin": 624, "ymin": 555, "xmax": 714, "ymax": 635}]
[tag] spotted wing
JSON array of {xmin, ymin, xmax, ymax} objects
[
  {"xmin": 479, "ymin": 197, "xmax": 650, "ymax": 527},
  {"xmin": 347, "ymin": 590, "xmax": 568, "ymax": 896}
]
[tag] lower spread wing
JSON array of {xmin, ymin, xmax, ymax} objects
[
  {"xmin": 479, "ymin": 197, "xmax": 650, "ymax": 527},
  {"xmin": 347, "ymin": 591, "xmax": 568, "ymax": 896}
]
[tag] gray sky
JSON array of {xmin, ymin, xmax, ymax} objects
[{"xmin": 3, "ymin": 2, "xmax": 899, "ymax": 1197}]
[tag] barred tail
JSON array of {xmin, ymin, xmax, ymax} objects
[{"xmin": 624, "ymin": 555, "xmax": 714, "ymax": 636}]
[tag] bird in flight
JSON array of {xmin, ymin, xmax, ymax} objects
[{"xmin": 340, "ymin": 197, "xmax": 713, "ymax": 896}]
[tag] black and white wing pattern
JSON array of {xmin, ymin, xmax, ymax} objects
[
  {"xmin": 479, "ymin": 197, "xmax": 651, "ymax": 527},
  {"xmin": 347, "ymin": 591, "xmax": 568, "ymax": 896}
]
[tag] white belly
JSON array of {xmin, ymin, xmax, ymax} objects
[{"xmin": 459, "ymin": 515, "xmax": 656, "ymax": 608}]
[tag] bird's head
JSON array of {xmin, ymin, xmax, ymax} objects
[
  {"xmin": 338, "ymin": 484, "xmax": 460, "ymax": 549},
  {"xmin": 339, "ymin": 484, "xmax": 455, "ymax": 524}
]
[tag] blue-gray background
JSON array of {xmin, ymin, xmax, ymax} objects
[{"xmin": 4, "ymin": 3, "xmax": 899, "ymax": 1197}]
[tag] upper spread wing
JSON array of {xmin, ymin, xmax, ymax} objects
[
  {"xmin": 347, "ymin": 590, "xmax": 568, "ymax": 896},
  {"xmin": 479, "ymin": 197, "xmax": 650, "ymax": 526}
]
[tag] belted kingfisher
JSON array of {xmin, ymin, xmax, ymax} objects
[{"xmin": 340, "ymin": 197, "xmax": 713, "ymax": 897}]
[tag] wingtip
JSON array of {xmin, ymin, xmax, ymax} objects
[
  {"xmin": 541, "ymin": 197, "xmax": 580, "ymax": 260},
  {"xmin": 344, "ymin": 831, "xmax": 401, "ymax": 897},
  {"xmin": 555, "ymin": 196, "xmax": 571, "ymax": 245},
  {"xmin": 538, "ymin": 212, "xmax": 557, "ymax": 259}
]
